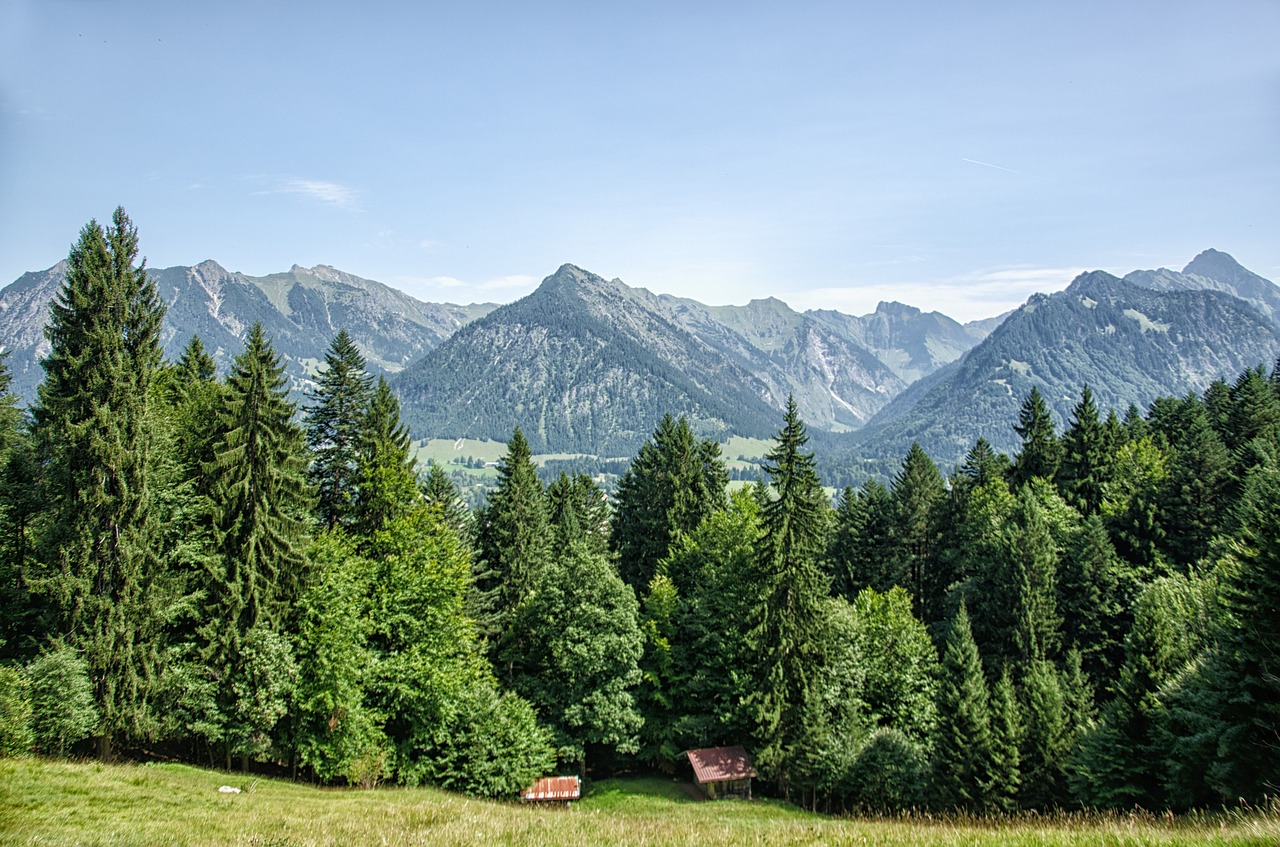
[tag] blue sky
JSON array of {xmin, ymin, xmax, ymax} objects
[{"xmin": 1, "ymin": 1, "xmax": 1276, "ymax": 322}]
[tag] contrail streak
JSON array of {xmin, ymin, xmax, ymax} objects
[{"xmin": 962, "ymin": 158, "xmax": 1023, "ymax": 175}]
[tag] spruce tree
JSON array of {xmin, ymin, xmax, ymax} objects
[
  {"xmin": 826, "ymin": 479, "xmax": 895, "ymax": 598},
  {"xmin": 29, "ymin": 208, "xmax": 166, "ymax": 757},
  {"xmin": 352, "ymin": 377, "xmax": 418, "ymax": 540},
  {"xmin": 473, "ymin": 428, "xmax": 551, "ymax": 653},
  {"xmin": 743, "ymin": 396, "xmax": 830, "ymax": 797},
  {"xmin": 610, "ymin": 414, "xmax": 727, "ymax": 590},
  {"xmin": 421, "ymin": 462, "xmax": 472, "ymax": 537},
  {"xmin": 931, "ymin": 602, "xmax": 995, "ymax": 811},
  {"xmin": 989, "ymin": 665, "xmax": 1023, "ymax": 811},
  {"xmin": 198, "ymin": 324, "xmax": 311, "ymax": 766},
  {"xmin": 547, "ymin": 471, "xmax": 610, "ymax": 554},
  {"xmin": 205, "ymin": 322, "xmax": 312, "ymax": 635},
  {"xmin": 890, "ymin": 443, "xmax": 946, "ymax": 623},
  {"xmin": 1057, "ymin": 385, "xmax": 1113, "ymax": 516},
  {"xmin": 1011, "ymin": 386, "xmax": 1061, "ymax": 487},
  {"xmin": 1202, "ymin": 462, "xmax": 1280, "ymax": 801},
  {"xmin": 305, "ymin": 330, "xmax": 374, "ymax": 530}
]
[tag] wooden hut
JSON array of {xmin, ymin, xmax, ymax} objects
[
  {"xmin": 521, "ymin": 775, "xmax": 581, "ymax": 803},
  {"xmin": 685, "ymin": 746, "xmax": 756, "ymax": 800}
]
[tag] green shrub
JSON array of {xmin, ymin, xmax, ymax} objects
[
  {"xmin": 27, "ymin": 644, "xmax": 97, "ymax": 756},
  {"xmin": 0, "ymin": 664, "xmax": 32, "ymax": 756}
]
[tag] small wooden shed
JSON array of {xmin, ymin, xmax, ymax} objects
[
  {"xmin": 521, "ymin": 775, "xmax": 581, "ymax": 803},
  {"xmin": 685, "ymin": 745, "xmax": 756, "ymax": 800}
]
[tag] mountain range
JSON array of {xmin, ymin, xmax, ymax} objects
[
  {"xmin": 2, "ymin": 248, "xmax": 1277, "ymax": 477},
  {"xmin": 0, "ymin": 261, "xmax": 496, "ymax": 403}
]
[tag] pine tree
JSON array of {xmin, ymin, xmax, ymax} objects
[
  {"xmin": 547, "ymin": 472, "xmax": 610, "ymax": 554},
  {"xmin": 29, "ymin": 208, "xmax": 166, "ymax": 758},
  {"xmin": 198, "ymin": 324, "xmax": 311, "ymax": 766},
  {"xmin": 826, "ymin": 479, "xmax": 895, "ymax": 598},
  {"xmin": 1156, "ymin": 399, "xmax": 1232, "ymax": 570},
  {"xmin": 1019, "ymin": 659, "xmax": 1070, "ymax": 808},
  {"xmin": 1057, "ymin": 385, "xmax": 1113, "ymax": 516},
  {"xmin": 205, "ymin": 323, "xmax": 312, "ymax": 635},
  {"xmin": 421, "ymin": 462, "xmax": 471, "ymax": 537},
  {"xmin": 1011, "ymin": 387, "xmax": 1061, "ymax": 487},
  {"xmin": 610, "ymin": 414, "xmax": 727, "ymax": 590},
  {"xmin": 931, "ymin": 602, "xmax": 995, "ymax": 811},
  {"xmin": 743, "ymin": 396, "xmax": 830, "ymax": 797},
  {"xmin": 989, "ymin": 665, "xmax": 1023, "ymax": 811},
  {"xmin": 352, "ymin": 377, "xmax": 418, "ymax": 540},
  {"xmin": 890, "ymin": 443, "xmax": 946, "ymax": 623},
  {"xmin": 305, "ymin": 330, "xmax": 373, "ymax": 530},
  {"xmin": 473, "ymin": 428, "xmax": 551, "ymax": 653}
]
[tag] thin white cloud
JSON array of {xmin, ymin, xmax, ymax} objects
[
  {"xmin": 788, "ymin": 265, "xmax": 1092, "ymax": 323},
  {"xmin": 250, "ymin": 177, "xmax": 359, "ymax": 210}
]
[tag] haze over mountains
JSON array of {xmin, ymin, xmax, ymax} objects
[{"xmin": 2, "ymin": 248, "xmax": 1277, "ymax": 476}]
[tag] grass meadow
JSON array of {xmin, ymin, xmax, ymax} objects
[{"xmin": 2, "ymin": 758, "xmax": 1278, "ymax": 847}]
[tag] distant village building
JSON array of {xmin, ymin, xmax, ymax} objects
[
  {"xmin": 521, "ymin": 775, "xmax": 581, "ymax": 803},
  {"xmin": 685, "ymin": 746, "xmax": 756, "ymax": 800}
]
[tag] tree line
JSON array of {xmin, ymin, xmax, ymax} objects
[{"xmin": 0, "ymin": 210, "xmax": 1277, "ymax": 812}]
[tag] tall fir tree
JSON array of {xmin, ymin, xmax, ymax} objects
[
  {"xmin": 931, "ymin": 602, "xmax": 996, "ymax": 811},
  {"xmin": 547, "ymin": 471, "xmax": 610, "ymax": 554},
  {"xmin": 890, "ymin": 442, "xmax": 947, "ymax": 624},
  {"xmin": 1057, "ymin": 385, "xmax": 1113, "ymax": 516},
  {"xmin": 421, "ymin": 462, "xmax": 472, "ymax": 537},
  {"xmin": 305, "ymin": 330, "xmax": 374, "ymax": 531},
  {"xmin": 197, "ymin": 324, "xmax": 312, "ymax": 766},
  {"xmin": 29, "ymin": 208, "xmax": 166, "ymax": 757},
  {"xmin": 1011, "ymin": 386, "xmax": 1061, "ymax": 487},
  {"xmin": 473, "ymin": 428, "xmax": 551, "ymax": 656},
  {"xmin": 610, "ymin": 414, "xmax": 727, "ymax": 590},
  {"xmin": 743, "ymin": 396, "xmax": 830, "ymax": 797},
  {"xmin": 826, "ymin": 479, "xmax": 895, "ymax": 598},
  {"xmin": 352, "ymin": 377, "xmax": 418, "ymax": 540}
]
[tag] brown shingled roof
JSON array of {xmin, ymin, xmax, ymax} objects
[
  {"xmin": 521, "ymin": 775, "xmax": 581, "ymax": 801},
  {"xmin": 686, "ymin": 746, "xmax": 756, "ymax": 784}
]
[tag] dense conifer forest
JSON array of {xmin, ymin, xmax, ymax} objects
[{"xmin": 1, "ymin": 211, "xmax": 1277, "ymax": 813}]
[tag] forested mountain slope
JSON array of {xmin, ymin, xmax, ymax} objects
[{"xmin": 851, "ymin": 267, "xmax": 1280, "ymax": 471}]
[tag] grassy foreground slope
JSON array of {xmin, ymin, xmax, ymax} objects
[{"xmin": 2, "ymin": 759, "xmax": 1278, "ymax": 847}]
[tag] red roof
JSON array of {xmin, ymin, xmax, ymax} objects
[
  {"xmin": 686, "ymin": 746, "xmax": 756, "ymax": 784},
  {"xmin": 521, "ymin": 775, "xmax": 581, "ymax": 801}
]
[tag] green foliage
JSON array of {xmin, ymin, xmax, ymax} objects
[
  {"xmin": 29, "ymin": 207, "xmax": 166, "ymax": 756},
  {"xmin": 846, "ymin": 586, "xmax": 939, "ymax": 742},
  {"xmin": 610, "ymin": 414, "xmax": 727, "ymax": 590},
  {"xmin": 989, "ymin": 666, "xmax": 1023, "ymax": 812},
  {"xmin": 503, "ymin": 540, "xmax": 644, "ymax": 768},
  {"xmin": 293, "ymin": 533, "xmax": 387, "ymax": 785},
  {"xmin": 744, "ymin": 397, "xmax": 831, "ymax": 794},
  {"xmin": 1018, "ymin": 659, "xmax": 1070, "ymax": 808},
  {"xmin": 842, "ymin": 728, "xmax": 929, "ymax": 812},
  {"xmin": 826, "ymin": 480, "xmax": 895, "ymax": 598},
  {"xmin": 661, "ymin": 489, "xmax": 760, "ymax": 753},
  {"xmin": 410, "ymin": 683, "xmax": 555, "ymax": 798},
  {"xmin": 352, "ymin": 377, "xmax": 419, "ymax": 540},
  {"xmin": 547, "ymin": 471, "xmax": 610, "ymax": 553},
  {"xmin": 0, "ymin": 664, "xmax": 31, "ymax": 756},
  {"xmin": 26, "ymin": 644, "xmax": 97, "ymax": 757},
  {"xmin": 891, "ymin": 443, "xmax": 947, "ymax": 623},
  {"xmin": 1012, "ymin": 386, "xmax": 1061, "ymax": 486},
  {"xmin": 420, "ymin": 462, "xmax": 473, "ymax": 538},
  {"xmin": 306, "ymin": 330, "xmax": 374, "ymax": 531},
  {"xmin": 473, "ymin": 428, "xmax": 551, "ymax": 648},
  {"xmin": 1057, "ymin": 385, "xmax": 1114, "ymax": 516},
  {"xmin": 931, "ymin": 603, "xmax": 995, "ymax": 811}
]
